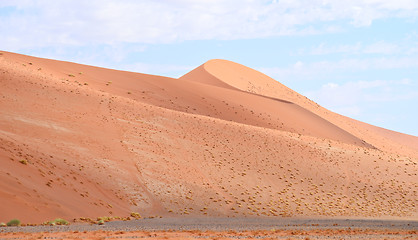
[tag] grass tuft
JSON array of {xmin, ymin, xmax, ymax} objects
[
  {"xmin": 53, "ymin": 218, "xmax": 69, "ymax": 225},
  {"xmin": 7, "ymin": 219, "xmax": 21, "ymax": 226}
]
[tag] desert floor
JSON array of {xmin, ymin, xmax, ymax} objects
[{"xmin": 1, "ymin": 218, "xmax": 417, "ymax": 239}]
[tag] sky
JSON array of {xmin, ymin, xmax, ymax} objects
[{"xmin": 1, "ymin": 0, "xmax": 417, "ymax": 136}]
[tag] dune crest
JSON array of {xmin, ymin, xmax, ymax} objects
[{"xmin": 181, "ymin": 59, "xmax": 301, "ymax": 101}]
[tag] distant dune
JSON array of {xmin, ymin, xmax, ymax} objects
[{"xmin": 0, "ymin": 51, "xmax": 416, "ymax": 223}]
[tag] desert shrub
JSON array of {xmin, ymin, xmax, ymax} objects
[
  {"xmin": 44, "ymin": 218, "xmax": 69, "ymax": 226},
  {"xmin": 97, "ymin": 219, "xmax": 105, "ymax": 225},
  {"xmin": 0, "ymin": 222, "xmax": 6, "ymax": 227},
  {"xmin": 7, "ymin": 219, "xmax": 21, "ymax": 226},
  {"xmin": 130, "ymin": 212, "xmax": 141, "ymax": 219},
  {"xmin": 97, "ymin": 216, "xmax": 112, "ymax": 222},
  {"xmin": 53, "ymin": 218, "xmax": 69, "ymax": 225}
]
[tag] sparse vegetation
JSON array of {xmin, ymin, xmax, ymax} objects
[
  {"xmin": 97, "ymin": 216, "xmax": 113, "ymax": 222},
  {"xmin": 43, "ymin": 218, "xmax": 69, "ymax": 226},
  {"xmin": 0, "ymin": 222, "xmax": 6, "ymax": 227},
  {"xmin": 68, "ymin": 74, "xmax": 75, "ymax": 77},
  {"xmin": 7, "ymin": 219, "xmax": 21, "ymax": 226}
]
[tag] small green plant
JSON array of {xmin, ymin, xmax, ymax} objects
[
  {"xmin": 7, "ymin": 219, "xmax": 21, "ymax": 226},
  {"xmin": 97, "ymin": 219, "xmax": 105, "ymax": 225},
  {"xmin": 53, "ymin": 218, "xmax": 69, "ymax": 225},
  {"xmin": 0, "ymin": 222, "xmax": 6, "ymax": 227}
]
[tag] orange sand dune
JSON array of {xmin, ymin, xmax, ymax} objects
[
  {"xmin": 0, "ymin": 51, "xmax": 416, "ymax": 224},
  {"xmin": 184, "ymin": 59, "xmax": 418, "ymax": 155}
]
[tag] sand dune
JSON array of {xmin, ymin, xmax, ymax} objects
[
  {"xmin": 187, "ymin": 59, "xmax": 418, "ymax": 155},
  {"xmin": 0, "ymin": 51, "xmax": 416, "ymax": 224}
]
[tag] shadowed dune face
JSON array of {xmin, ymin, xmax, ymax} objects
[{"xmin": 0, "ymin": 51, "xmax": 417, "ymax": 223}]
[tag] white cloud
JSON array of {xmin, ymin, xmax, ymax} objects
[
  {"xmin": 363, "ymin": 41, "xmax": 401, "ymax": 54},
  {"xmin": 304, "ymin": 79, "xmax": 417, "ymax": 116},
  {"xmin": 302, "ymin": 77, "xmax": 418, "ymax": 135},
  {"xmin": 310, "ymin": 42, "xmax": 363, "ymax": 55},
  {"xmin": 302, "ymin": 41, "xmax": 405, "ymax": 56},
  {"xmin": 258, "ymin": 57, "xmax": 418, "ymax": 81},
  {"xmin": 1, "ymin": 0, "xmax": 418, "ymax": 50}
]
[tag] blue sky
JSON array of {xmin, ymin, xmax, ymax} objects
[{"xmin": 1, "ymin": 0, "xmax": 417, "ymax": 136}]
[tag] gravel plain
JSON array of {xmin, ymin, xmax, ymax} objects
[{"xmin": 1, "ymin": 217, "xmax": 416, "ymax": 233}]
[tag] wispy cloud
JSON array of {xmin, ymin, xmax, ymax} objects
[
  {"xmin": 363, "ymin": 41, "xmax": 401, "ymax": 54},
  {"xmin": 305, "ymin": 41, "xmax": 402, "ymax": 55},
  {"xmin": 306, "ymin": 79, "xmax": 415, "ymax": 103},
  {"xmin": 1, "ymin": 0, "xmax": 418, "ymax": 50},
  {"xmin": 309, "ymin": 43, "xmax": 363, "ymax": 55},
  {"xmin": 258, "ymin": 57, "xmax": 418, "ymax": 81},
  {"xmin": 304, "ymin": 78, "xmax": 417, "ymax": 119}
]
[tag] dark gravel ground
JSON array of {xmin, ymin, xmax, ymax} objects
[{"xmin": 0, "ymin": 217, "xmax": 417, "ymax": 233}]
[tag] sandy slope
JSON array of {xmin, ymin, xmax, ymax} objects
[{"xmin": 0, "ymin": 51, "xmax": 416, "ymax": 224}]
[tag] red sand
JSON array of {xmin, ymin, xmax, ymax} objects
[
  {"xmin": 0, "ymin": 51, "xmax": 416, "ymax": 224},
  {"xmin": 1, "ymin": 229, "xmax": 416, "ymax": 240}
]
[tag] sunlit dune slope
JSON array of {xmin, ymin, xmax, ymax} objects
[{"xmin": 0, "ymin": 51, "xmax": 416, "ymax": 223}]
